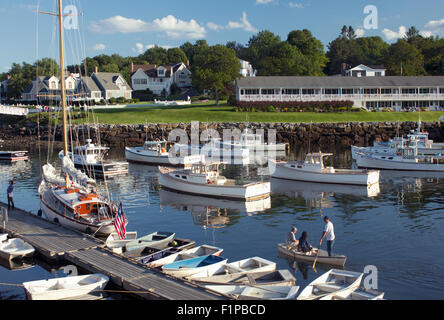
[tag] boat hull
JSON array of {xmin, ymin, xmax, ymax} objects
[
  {"xmin": 0, "ymin": 151, "xmax": 29, "ymax": 162},
  {"xmin": 0, "ymin": 239, "xmax": 35, "ymax": 261},
  {"xmin": 354, "ymin": 152, "xmax": 444, "ymax": 171},
  {"xmin": 277, "ymin": 243, "xmax": 346, "ymax": 267},
  {"xmin": 162, "ymin": 255, "xmax": 228, "ymax": 278},
  {"xmin": 74, "ymin": 161, "xmax": 128, "ymax": 177}
]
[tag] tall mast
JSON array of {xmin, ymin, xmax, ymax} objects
[{"xmin": 57, "ymin": 0, "xmax": 69, "ymax": 187}]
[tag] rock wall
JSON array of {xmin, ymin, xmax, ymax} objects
[{"xmin": 1, "ymin": 121, "xmax": 443, "ymax": 150}]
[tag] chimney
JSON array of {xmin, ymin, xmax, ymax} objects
[
  {"xmin": 186, "ymin": 59, "xmax": 190, "ymax": 67},
  {"xmin": 94, "ymin": 66, "xmax": 98, "ymax": 74},
  {"xmin": 341, "ymin": 63, "xmax": 349, "ymax": 76},
  {"xmin": 131, "ymin": 62, "xmax": 134, "ymax": 73}
]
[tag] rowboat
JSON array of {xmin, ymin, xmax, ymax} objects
[
  {"xmin": 221, "ymin": 270, "xmax": 296, "ymax": 287},
  {"xmin": 127, "ymin": 238, "xmax": 196, "ymax": 260},
  {"xmin": 269, "ymin": 153, "xmax": 380, "ymax": 186},
  {"xmin": 0, "ymin": 233, "xmax": 8, "ymax": 242},
  {"xmin": 159, "ymin": 162, "xmax": 270, "ymax": 201},
  {"xmin": 204, "ymin": 284, "xmax": 300, "ymax": 300},
  {"xmin": 188, "ymin": 257, "xmax": 276, "ymax": 284},
  {"xmin": 161, "ymin": 254, "xmax": 228, "ymax": 278},
  {"xmin": 277, "ymin": 243, "xmax": 347, "ymax": 267},
  {"xmin": 297, "ymin": 269, "xmax": 363, "ymax": 300},
  {"xmin": 0, "ymin": 238, "xmax": 35, "ymax": 261},
  {"xmin": 105, "ymin": 231, "xmax": 138, "ymax": 253},
  {"xmin": 320, "ymin": 285, "xmax": 385, "ymax": 300},
  {"xmin": 22, "ymin": 274, "xmax": 109, "ymax": 300},
  {"xmin": 125, "ymin": 231, "xmax": 175, "ymax": 252},
  {"xmin": 146, "ymin": 244, "xmax": 223, "ymax": 268}
]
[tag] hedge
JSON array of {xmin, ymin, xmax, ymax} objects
[{"xmin": 236, "ymin": 100, "xmax": 355, "ymax": 112}]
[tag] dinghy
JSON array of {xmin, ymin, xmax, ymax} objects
[
  {"xmin": 105, "ymin": 231, "xmax": 138, "ymax": 254},
  {"xmin": 146, "ymin": 244, "xmax": 223, "ymax": 268},
  {"xmin": 297, "ymin": 269, "xmax": 363, "ymax": 300},
  {"xmin": 0, "ymin": 238, "xmax": 35, "ymax": 260},
  {"xmin": 125, "ymin": 231, "xmax": 175, "ymax": 252},
  {"xmin": 188, "ymin": 257, "xmax": 276, "ymax": 283},
  {"xmin": 204, "ymin": 284, "xmax": 299, "ymax": 300},
  {"xmin": 215, "ymin": 270, "xmax": 296, "ymax": 287},
  {"xmin": 277, "ymin": 243, "xmax": 347, "ymax": 267},
  {"xmin": 162, "ymin": 254, "xmax": 227, "ymax": 278},
  {"xmin": 320, "ymin": 285, "xmax": 385, "ymax": 300},
  {"xmin": 22, "ymin": 274, "xmax": 109, "ymax": 300},
  {"xmin": 127, "ymin": 238, "xmax": 195, "ymax": 260},
  {"xmin": 0, "ymin": 233, "xmax": 8, "ymax": 242}
]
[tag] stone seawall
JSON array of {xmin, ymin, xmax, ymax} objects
[{"xmin": 1, "ymin": 121, "xmax": 443, "ymax": 149}]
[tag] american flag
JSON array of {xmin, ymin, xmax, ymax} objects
[{"xmin": 113, "ymin": 202, "xmax": 126, "ymax": 240}]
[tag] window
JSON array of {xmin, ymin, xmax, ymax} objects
[
  {"xmin": 282, "ymin": 89, "xmax": 300, "ymax": 95},
  {"xmin": 244, "ymin": 89, "xmax": 259, "ymax": 95},
  {"xmin": 402, "ymin": 88, "xmax": 417, "ymax": 94},
  {"xmin": 341, "ymin": 89, "xmax": 354, "ymax": 95},
  {"xmin": 134, "ymin": 79, "xmax": 147, "ymax": 85},
  {"xmin": 302, "ymin": 89, "xmax": 316, "ymax": 95},
  {"xmin": 261, "ymin": 89, "xmax": 276, "ymax": 95},
  {"xmin": 375, "ymin": 72, "xmax": 382, "ymax": 77},
  {"xmin": 380, "ymin": 88, "xmax": 392, "ymax": 94},
  {"xmin": 324, "ymin": 89, "xmax": 339, "ymax": 95},
  {"xmin": 363, "ymin": 89, "xmax": 378, "ymax": 95},
  {"xmin": 419, "ymin": 88, "xmax": 431, "ymax": 94},
  {"xmin": 440, "ymin": 88, "xmax": 444, "ymax": 94}
]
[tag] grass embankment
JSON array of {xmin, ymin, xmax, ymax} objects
[{"xmin": 18, "ymin": 101, "xmax": 444, "ymax": 125}]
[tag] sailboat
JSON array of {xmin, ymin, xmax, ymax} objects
[{"xmin": 38, "ymin": 0, "xmax": 125, "ymax": 236}]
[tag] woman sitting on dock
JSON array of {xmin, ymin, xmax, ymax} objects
[{"xmin": 298, "ymin": 231, "xmax": 314, "ymax": 255}]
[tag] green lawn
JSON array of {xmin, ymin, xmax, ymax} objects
[{"xmin": 24, "ymin": 101, "xmax": 444, "ymax": 124}]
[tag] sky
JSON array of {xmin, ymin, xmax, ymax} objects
[{"xmin": 1, "ymin": 0, "xmax": 444, "ymax": 72}]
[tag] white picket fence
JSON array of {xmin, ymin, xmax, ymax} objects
[{"xmin": 0, "ymin": 105, "xmax": 29, "ymax": 116}]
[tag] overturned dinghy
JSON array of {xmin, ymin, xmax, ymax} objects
[
  {"xmin": 0, "ymin": 238, "xmax": 35, "ymax": 261},
  {"xmin": 204, "ymin": 284, "xmax": 300, "ymax": 300},
  {"xmin": 297, "ymin": 269, "xmax": 363, "ymax": 300},
  {"xmin": 22, "ymin": 274, "xmax": 109, "ymax": 300}
]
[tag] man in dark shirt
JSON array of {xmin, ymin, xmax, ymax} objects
[{"xmin": 7, "ymin": 180, "xmax": 14, "ymax": 209}]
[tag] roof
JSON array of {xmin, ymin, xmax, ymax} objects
[
  {"xmin": 236, "ymin": 76, "xmax": 444, "ymax": 88},
  {"xmin": 132, "ymin": 64, "xmax": 173, "ymax": 78},
  {"xmin": 77, "ymin": 76, "xmax": 101, "ymax": 92},
  {"xmin": 92, "ymin": 72, "xmax": 130, "ymax": 91},
  {"xmin": 348, "ymin": 64, "xmax": 386, "ymax": 71}
]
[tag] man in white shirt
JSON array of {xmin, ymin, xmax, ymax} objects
[
  {"xmin": 286, "ymin": 227, "xmax": 298, "ymax": 248},
  {"xmin": 320, "ymin": 216, "xmax": 335, "ymax": 256}
]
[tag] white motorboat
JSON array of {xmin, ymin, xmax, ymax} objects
[
  {"xmin": 277, "ymin": 243, "xmax": 347, "ymax": 267},
  {"xmin": 354, "ymin": 146, "xmax": 444, "ymax": 171},
  {"xmin": 0, "ymin": 139, "xmax": 29, "ymax": 161},
  {"xmin": 22, "ymin": 274, "xmax": 109, "ymax": 300},
  {"xmin": 270, "ymin": 152, "xmax": 380, "ymax": 186},
  {"xmin": 158, "ymin": 162, "xmax": 270, "ymax": 201},
  {"xmin": 221, "ymin": 130, "xmax": 288, "ymax": 152},
  {"xmin": 204, "ymin": 284, "xmax": 300, "ymax": 300},
  {"xmin": 60, "ymin": 139, "xmax": 128, "ymax": 177},
  {"xmin": 297, "ymin": 269, "xmax": 363, "ymax": 300},
  {"xmin": 147, "ymin": 244, "xmax": 224, "ymax": 268},
  {"xmin": 0, "ymin": 238, "xmax": 35, "ymax": 260},
  {"xmin": 161, "ymin": 254, "xmax": 228, "ymax": 278},
  {"xmin": 187, "ymin": 257, "xmax": 276, "ymax": 284},
  {"xmin": 105, "ymin": 231, "xmax": 138, "ymax": 253}
]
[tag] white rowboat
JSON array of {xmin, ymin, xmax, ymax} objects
[
  {"xmin": 22, "ymin": 274, "xmax": 109, "ymax": 300},
  {"xmin": 0, "ymin": 238, "xmax": 35, "ymax": 261},
  {"xmin": 105, "ymin": 231, "xmax": 138, "ymax": 253},
  {"xmin": 204, "ymin": 284, "xmax": 300, "ymax": 300},
  {"xmin": 277, "ymin": 243, "xmax": 347, "ymax": 267}
]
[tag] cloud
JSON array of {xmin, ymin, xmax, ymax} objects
[
  {"xmin": 381, "ymin": 25, "xmax": 407, "ymax": 41},
  {"xmin": 355, "ymin": 28, "xmax": 366, "ymax": 38},
  {"xmin": 289, "ymin": 2, "xmax": 304, "ymax": 8},
  {"xmin": 89, "ymin": 15, "xmax": 206, "ymax": 39},
  {"xmin": 91, "ymin": 43, "xmax": 106, "ymax": 51},
  {"xmin": 207, "ymin": 12, "xmax": 258, "ymax": 33},
  {"xmin": 256, "ymin": 0, "xmax": 274, "ymax": 4},
  {"xmin": 420, "ymin": 18, "xmax": 444, "ymax": 37},
  {"xmin": 132, "ymin": 43, "xmax": 172, "ymax": 54}
]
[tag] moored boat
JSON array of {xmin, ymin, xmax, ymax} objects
[
  {"xmin": 158, "ymin": 162, "xmax": 270, "ymax": 201},
  {"xmin": 0, "ymin": 238, "xmax": 35, "ymax": 261},
  {"xmin": 128, "ymin": 238, "xmax": 195, "ymax": 260},
  {"xmin": 188, "ymin": 257, "xmax": 276, "ymax": 283},
  {"xmin": 125, "ymin": 231, "xmax": 175, "ymax": 252},
  {"xmin": 0, "ymin": 233, "xmax": 8, "ymax": 242},
  {"xmin": 22, "ymin": 274, "xmax": 109, "ymax": 300},
  {"xmin": 297, "ymin": 269, "xmax": 363, "ymax": 300},
  {"xmin": 270, "ymin": 153, "xmax": 380, "ymax": 186},
  {"xmin": 204, "ymin": 284, "xmax": 299, "ymax": 300},
  {"xmin": 161, "ymin": 254, "xmax": 227, "ymax": 278},
  {"xmin": 146, "ymin": 244, "xmax": 223, "ymax": 268},
  {"xmin": 277, "ymin": 243, "xmax": 347, "ymax": 267},
  {"xmin": 199, "ymin": 269, "xmax": 296, "ymax": 287},
  {"xmin": 320, "ymin": 285, "xmax": 385, "ymax": 300},
  {"xmin": 105, "ymin": 231, "xmax": 138, "ymax": 253}
]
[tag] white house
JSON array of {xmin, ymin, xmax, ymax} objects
[
  {"xmin": 240, "ymin": 59, "xmax": 256, "ymax": 77},
  {"xmin": 131, "ymin": 62, "xmax": 192, "ymax": 96},
  {"xmin": 344, "ymin": 64, "xmax": 386, "ymax": 77}
]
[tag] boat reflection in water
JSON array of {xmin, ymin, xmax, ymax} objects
[
  {"xmin": 0, "ymin": 257, "xmax": 35, "ymax": 271},
  {"xmin": 159, "ymin": 189, "xmax": 271, "ymax": 228}
]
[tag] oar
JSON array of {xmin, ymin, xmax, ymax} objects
[{"xmin": 312, "ymin": 242, "xmax": 322, "ymax": 273}]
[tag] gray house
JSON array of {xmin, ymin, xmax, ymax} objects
[{"xmin": 91, "ymin": 72, "xmax": 132, "ymax": 101}]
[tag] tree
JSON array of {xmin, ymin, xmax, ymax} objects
[
  {"xmin": 192, "ymin": 45, "xmax": 241, "ymax": 105},
  {"xmin": 384, "ymin": 40, "xmax": 426, "ymax": 76},
  {"xmin": 180, "ymin": 40, "xmax": 208, "ymax": 68},
  {"xmin": 244, "ymin": 30, "xmax": 281, "ymax": 73},
  {"xmin": 167, "ymin": 48, "xmax": 188, "ymax": 65}
]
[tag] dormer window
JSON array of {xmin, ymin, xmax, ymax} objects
[
  {"xmin": 158, "ymin": 68, "xmax": 165, "ymax": 77},
  {"xmin": 50, "ymin": 81, "xmax": 57, "ymax": 89}
]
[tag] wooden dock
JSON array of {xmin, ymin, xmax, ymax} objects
[{"xmin": 0, "ymin": 202, "xmax": 227, "ymax": 300}]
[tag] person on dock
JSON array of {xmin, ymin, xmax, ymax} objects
[
  {"xmin": 298, "ymin": 231, "xmax": 314, "ymax": 254},
  {"xmin": 320, "ymin": 216, "xmax": 335, "ymax": 256},
  {"xmin": 286, "ymin": 227, "xmax": 298, "ymax": 248},
  {"xmin": 7, "ymin": 180, "xmax": 14, "ymax": 210}
]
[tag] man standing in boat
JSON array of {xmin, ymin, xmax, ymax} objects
[
  {"xmin": 320, "ymin": 216, "xmax": 335, "ymax": 256},
  {"xmin": 286, "ymin": 227, "xmax": 299, "ymax": 248},
  {"xmin": 7, "ymin": 180, "xmax": 14, "ymax": 210}
]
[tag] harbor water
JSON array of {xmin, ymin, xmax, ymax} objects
[{"xmin": 1, "ymin": 144, "xmax": 444, "ymax": 300}]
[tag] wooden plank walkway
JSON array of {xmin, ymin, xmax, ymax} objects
[{"xmin": 0, "ymin": 202, "xmax": 226, "ymax": 300}]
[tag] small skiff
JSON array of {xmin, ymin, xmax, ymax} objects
[
  {"xmin": 22, "ymin": 274, "xmax": 109, "ymax": 300},
  {"xmin": 297, "ymin": 269, "xmax": 363, "ymax": 300},
  {"xmin": 146, "ymin": 244, "xmax": 223, "ymax": 268},
  {"xmin": 105, "ymin": 231, "xmax": 138, "ymax": 253},
  {"xmin": 277, "ymin": 243, "xmax": 347, "ymax": 267},
  {"xmin": 128, "ymin": 238, "xmax": 196, "ymax": 260},
  {"xmin": 320, "ymin": 285, "xmax": 385, "ymax": 300},
  {"xmin": 0, "ymin": 238, "xmax": 35, "ymax": 261},
  {"xmin": 204, "ymin": 284, "xmax": 300, "ymax": 300},
  {"xmin": 162, "ymin": 254, "xmax": 227, "ymax": 278},
  {"xmin": 0, "ymin": 233, "xmax": 8, "ymax": 242},
  {"xmin": 125, "ymin": 231, "xmax": 175, "ymax": 252},
  {"xmin": 188, "ymin": 257, "xmax": 276, "ymax": 283},
  {"xmin": 221, "ymin": 270, "xmax": 296, "ymax": 287}
]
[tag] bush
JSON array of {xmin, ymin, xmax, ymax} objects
[{"xmin": 236, "ymin": 100, "xmax": 354, "ymax": 113}]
